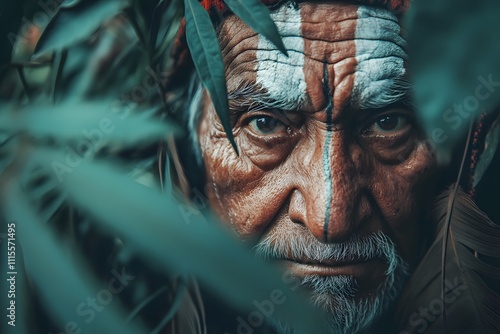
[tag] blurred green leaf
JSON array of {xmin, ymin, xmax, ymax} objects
[
  {"xmin": 406, "ymin": 0, "xmax": 500, "ymax": 161},
  {"xmin": 60, "ymin": 0, "xmax": 83, "ymax": 9},
  {"xmin": 223, "ymin": 0, "xmax": 287, "ymax": 55},
  {"xmin": 54, "ymin": 31, "xmax": 142, "ymax": 99},
  {"xmin": 3, "ymin": 182, "xmax": 147, "ymax": 334},
  {"xmin": 35, "ymin": 0, "xmax": 129, "ymax": 56},
  {"xmin": 183, "ymin": 0, "xmax": 237, "ymax": 153},
  {"xmin": 125, "ymin": 0, "xmax": 182, "ymax": 58},
  {"xmin": 30, "ymin": 149, "xmax": 327, "ymax": 333},
  {"xmin": 151, "ymin": 0, "xmax": 184, "ymax": 62},
  {"xmin": 0, "ymin": 102, "xmax": 177, "ymax": 147}
]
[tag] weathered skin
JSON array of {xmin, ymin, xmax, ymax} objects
[{"xmin": 197, "ymin": 2, "xmax": 436, "ymax": 298}]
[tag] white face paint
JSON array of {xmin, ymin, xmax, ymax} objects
[
  {"xmin": 354, "ymin": 6, "xmax": 409, "ymax": 109},
  {"xmin": 256, "ymin": 5, "xmax": 306, "ymax": 111}
]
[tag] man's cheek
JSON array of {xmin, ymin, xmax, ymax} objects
[
  {"xmin": 374, "ymin": 145, "xmax": 435, "ymax": 260},
  {"xmin": 395, "ymin": 143, "xmax": 437, "ymax": 188},
  {"xmin": 370, "ymin": 176, "xmax": 420, "ymax": 260},
  {"xmin": 372, "ymin": 142, "xmax": 435, "ymax": 197},
  {"xmin": 204, "ymin": 140, "xmax": 267, "ymax": 190},
  {"xmin": 208, "ymin": 186, "xmax": 273, "ymax": 239},
  {"xmin": 238, "ymin": 134, "xmax": 299, "ymax": 170}
]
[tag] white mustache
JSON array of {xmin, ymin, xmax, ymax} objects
[
  {"xmin": 255, "ymin": 229, "xmax": 411, "ymax": 334},
  {"xmin": 253, "ymin": 230, "xmax": 400, "ymax": 273}
]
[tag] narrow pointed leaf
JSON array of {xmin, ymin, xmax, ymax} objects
[
  {"xmin": 3, "ymin": 182, "xmax": 147, "ymax": 334},
  {"xmin": 35, "ymin": 0, "xmax": 129, "ymax": 56},
  {"xmin": 0, "ymin": 102, "xmax": 178, "ymax": 146},
  {"xmin": 223, "ymin": 0, "xmax": 287, "ymax": 55},
  {"xmin": 183, "ymin": 0, "xmax": 237, "ymax": 153},
  {"xmin": 31, "ymin": 150, "xmax": 327, "ymax": 333},
  {"xmin": 150, "ymin": 0, "xmax": 183, "ymax": 58}
]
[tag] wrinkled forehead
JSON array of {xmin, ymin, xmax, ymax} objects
[{"xmin": 218, "ymin": 2, "xmax": 408, "ymax": 114}]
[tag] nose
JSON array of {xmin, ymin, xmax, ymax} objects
[{"xmin": 288, "ymin": 130, "xmax": 370, "ymax": 243}]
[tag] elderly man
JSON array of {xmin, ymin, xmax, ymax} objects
[
  {"xmin": 2, "ymin": 0, "xmax": 497, "ymax": 333},
  {"xmin": 179, "ymin": 0, "xmax": 438, "ymax": 333}
]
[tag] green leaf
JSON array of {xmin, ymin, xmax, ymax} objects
[
  {"xmin": 49, "ymin": 29, "xmax": 145, "ymax": 99},
  {"xmin": 35, "ymin": 0, "xmax": 129, "ymax": 56},
  {"xmin": 151, "ymin": 0, "xmax": 184, "ymax": 62},
  {"xmin": 406, "ymin": 0, "xmax": 500, "ymax": 161},
  {"xmin": 223, "ymin": 0, "xmax": 287, "ymax": 55},
  {"xmin": 31, "ymin": 150, "xmax": 327, "ymax": 333},
  {"xmin": 3, "ymin": 182, "xmax": 147, "ymax": 334},
  {"xmin": 0, "ymin": 101, "xmax": 178, "ymax": 147},
  {"xmin": 183, "ymin": 0, "xmax": 238, "ymax": 153},
  {"xmin": 127, "ymin": 0, "xmax": 183, "ymax": 58},
  {"xmin": 60, "ymin": 0, "xmax": 83, "ymax": 9}
]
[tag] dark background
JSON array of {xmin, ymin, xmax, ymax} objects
[{"xmin": 0, "ymin": 0, "xmax": 45, "ymax": 66}]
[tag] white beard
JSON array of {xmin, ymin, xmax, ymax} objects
[{"xmin": 254, "ymin": 231, "xmax": 410, "ymax": 334}]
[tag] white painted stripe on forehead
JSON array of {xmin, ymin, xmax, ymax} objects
[
  {"xmin": 354, "ymin": 6, "xmax": 409, "ymax": 110},
  {"xmin": 256, "ymin": 5, "xmax": 306, "ymax": 111}
]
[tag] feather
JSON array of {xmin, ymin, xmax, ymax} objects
[{"xmin": 394, "ymin": 186, "xmax": 500, "ymax": 333}]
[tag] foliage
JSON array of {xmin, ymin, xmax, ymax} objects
[
  {"xmin": 184, "ymin": 0, "xmax": 236, "ymax": 151},
  {"xmin": 405, "ymin": 0, "xmax": 500, "ymax": 163},
  {"xmin": 1, "ymin": 0, "xmax": 499, "ymax": 333},
  {"xmin": 0, "ymin": 0, "xmax": 327, "ymax": 333}
]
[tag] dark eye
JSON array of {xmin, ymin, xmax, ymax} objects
[
  {"xmin": 365, "ymin": 114, "xmax": 410, "ymax": 134},
  {"xmin": 247, "ymin": 115, "xmax": 287, "ymax": 135}
]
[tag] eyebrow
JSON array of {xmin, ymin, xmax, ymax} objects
[
  {"xmin": 355, "ymin": 77, "xmax": 413, "ymax": 111},
  {"xmin": 227, "ymin": 81, "xmax": 303, "ymax": 113},
  {"xmin": 227, "ymin": 77, "xmax": 414, "ymax": 114}
]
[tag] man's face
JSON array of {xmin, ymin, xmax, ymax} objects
[{"xmin": 197, "ymin": 2, "xmax": 436, "ymax": 332}]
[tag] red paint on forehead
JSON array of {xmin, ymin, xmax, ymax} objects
[
  {"xmin": 200, "ymin": 0, "xmax": 410, "ymax": 17},
  {"xmin": 300, "ymin": 4, "xmax": 359, "ymax": 116},
  {"xmin": 166, "ymin": 0, "xmax": 408, "ymax": 94},
  {"xmin": 220, "ymin": 3, "xmax": 363, "ymax": 116}
]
